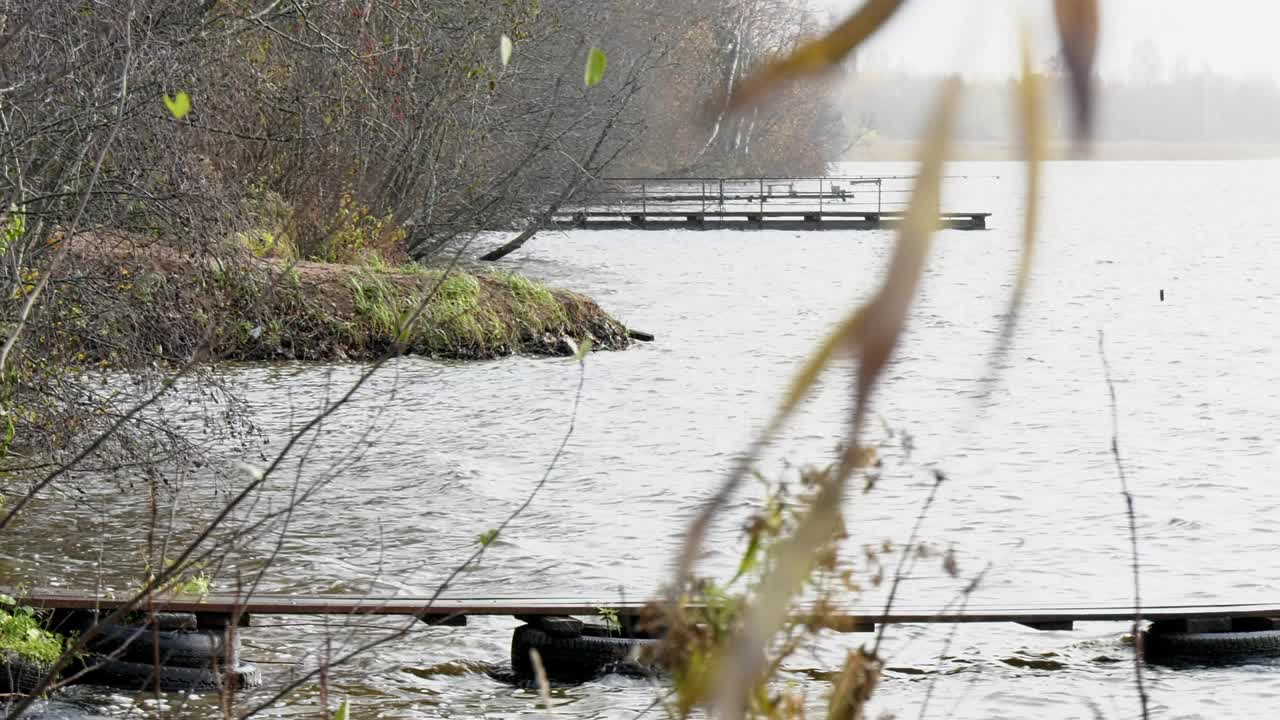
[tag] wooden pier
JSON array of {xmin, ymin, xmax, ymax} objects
[
  {"xmin": 19, "ymin": 590, "xmax": 1280, "ymax": 633},
  {"xmin": 19, "ymin": 590, "xmax": 1280, "ymax": 686},
  {"xmin": 553, "ymin": 176, "xmax": 991, "ymax": 231}
]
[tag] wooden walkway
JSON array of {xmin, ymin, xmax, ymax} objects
[
  {"xmin": 555, "ymin": 176, "xmax": 991, "ymax": 231},
  {"xmin": 551, "ymin": 210, "xmax": 990, "ymax": 231},
  {"xmin": 18, "ymin": 591, "xmax": 1280, "ymax": 632}
]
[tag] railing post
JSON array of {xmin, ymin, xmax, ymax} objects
[
  {"xmin": 877, "ymin": 179, "xmax": 882, "ymax": 213},
  {"xmin": 641, "ymin": 181, "xmax": 647, "ymax": 216},
  {"xmin": 759, "ymin": 178, "xmax": 764, "ymax": 215},
  {"xmin": 819, "ymin": 177, "xmax": 824, "ymax": 215},
  {"xmin": 719, "ymin": 179, "xmax": 724, "ymax": 211},
  {"xmin": 701, "ymin": 180, "xmax": 706, "ymax": 215}
]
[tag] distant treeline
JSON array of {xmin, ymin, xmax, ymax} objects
[
  {"xmin": 837, "ymin": 69, "xmax": 1280, "ymax": 146},
  {"xmin": 1, "ymin": 0, "xmax": 839, "ymax": 266}
]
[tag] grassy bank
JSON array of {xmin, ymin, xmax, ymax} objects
[{"xmin": 38, "ymin": 239, "xmax": 631, "ymax": 365}]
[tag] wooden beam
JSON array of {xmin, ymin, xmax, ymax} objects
[{"xmin": 13, "ymin": 591, "xmax": 1280, "ymax": 628}]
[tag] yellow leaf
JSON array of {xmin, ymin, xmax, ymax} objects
[
  {"xmin": 500, "ymin": 34, "xmax": 513, "ymax": 66},
  {"xmin": 584, "ymin": 48, "xmax": 607, "ymax": 87},
  {"xmin": 693, "ymin": 83, "xmax": 959, "ymax": 719},
  {"xmin": 723, "ymin": 0, "xmax": 905, "ymax": 112},
  {"xmin": 669, "ymin": 79, "xmax": 961, "ymax": 649},
  {"xmin": 162, "ymin": 91, "xmax": 191, "ymax": 120},
  {"xmin": 981, "ymin": 30, "xmax": 1046, "ymax": 399},
  {"xmin": 846, "ymin": 76, "xmax": 959, "ymax": 441},
  {"xmin": 1016, "ymin": 35, "xmax": 1047, "ymax": 290},
  {"xmin": 774, "ymin": 308, "xmax": 864, "ymax": 423},
  {"xmin": 1053, "ymin": 0, "xmax": 1098, "ymax": 141}
]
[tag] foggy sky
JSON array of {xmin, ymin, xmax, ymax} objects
[{"xmin": 811, "ymin": 0, "xmax": 1280, "ymax": 83}]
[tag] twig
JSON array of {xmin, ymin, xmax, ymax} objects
[
  {"xmin": 1099, "ymin": 329, "xmax": 1150, "ymax": 719},
  {"xmin": 915, "ymin": 563, "xmax": 991, "ymax": 720},
  {"xmin": 236, "ymin": 343, "xmax": 590, "ymax": 717},
  {"xmin": 0, "ymin": 6, "xmax": 149, "ymax": 531},
  {"xmin": 0, "ymin": 1, "xmax": 136, "ymax": 376},
  {"xmin": 872, "ymin": 467, "xmax": 946, "ymax": 656}
]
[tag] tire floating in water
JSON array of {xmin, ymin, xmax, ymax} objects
[
  {"xmin": 60, "ymin": 613, "xmax": 258, "ymax": 692},
  {"xmin": 0, "ymin": 652, "xmax": 54, "ymax": 697},
  {"xmin": 514, "ymin": 615, "xmax": 584, "ymax": 638},
  {"xmin": 120, "ymin": 612, "xmax": 198, "ymax": 632},
  {"xmin": 1144, "ymin": 629, "xmax": 1280, "ymax": 660},
  {"xmin": 510, "ymin": 624, "xmax": 659, "ymax": 683},
  {"xmin": 76, "ymin": 658, "xmax": 261, "ymax": 692},
  {"xmin": 1144, "ymin": 618, "xmax": 1280, "ymax": 661},
  {"xmin": 85, "ymin": 624, "xmax": 236, "ymax": 668}
]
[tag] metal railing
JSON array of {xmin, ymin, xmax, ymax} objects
[{"xmin": 573, "ymin": 176, "xmax": 921, "ymax": 215}]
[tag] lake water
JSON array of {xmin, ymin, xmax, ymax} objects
[{"xmin": 10, "ymin": 159, "xmax": 1280, "ymax": 718}]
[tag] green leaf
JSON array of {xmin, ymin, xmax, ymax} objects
[
  {"xmin": 596, "ymin": 607, "xmax": 621, "ymax": 634},
  {"xmin": 162, "ymin": 91, "xmax": 191, "ymax": 120},
  {"xmin": 500, "ymin": 35, "xmax": 513, "ymax": 67},
  {"xmin": 477, "ymin": 528, "xmax": 499, "ymax": 547},
  {"xmin": 333, "ymin": 699, "xmax": 350, "ymax": 720},
  {"xmin": 2, "ymin": 407, "xmax": 16, "ymax": 458},
  {"xmin": 574, "ymin": 337, "xmax": 593, "ymax": 363},
  {"xmin": 584, "ymin": 48, "xmax": 607, "ymax": 87},
  {"xmin": 0, "ymin": 594, "xmax": 15, "ymax": 606},
  {"xmin": 730, "ymin": 532, "xmax": 762, "ymax": 585}
]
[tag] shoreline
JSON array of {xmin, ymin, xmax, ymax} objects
[{"xmin": 41, "ymin": 239, "xmax": 631, "ymax": 366}]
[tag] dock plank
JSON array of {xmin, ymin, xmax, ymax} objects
[{"xmin": 16, "ymin": 591, "xmax": 1280, "ymax": 626}]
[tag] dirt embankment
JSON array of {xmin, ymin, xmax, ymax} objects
[{"xmin": 37, "ymin": 239, "xmax": 631, "ymax": 365}]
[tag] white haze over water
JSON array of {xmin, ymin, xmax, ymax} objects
[{"xmin": 812, "ymin": 0, "xmax": 1280, "ymax": 84}]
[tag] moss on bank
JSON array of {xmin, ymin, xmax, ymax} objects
[{"xmin": 37, "ymin": 240, "xmax": 630, "ymax": 364}]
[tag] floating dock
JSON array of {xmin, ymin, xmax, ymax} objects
[
  {"xmin": 550, "ymin": 176, "xmax": 991, "ymax": 231},
  {"xmin": 21, "ymin": 590, "xmax": 1279, "ymax": 685},
  {"xmin": 19, "ymin": 591, "xmax": 1279, "ymax": 633}
]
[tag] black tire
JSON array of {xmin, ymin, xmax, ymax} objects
[
  {"xmin": 485, "ymin": 663, "xmax": 547, "ymax": 689},
  {"xmin": 86, "ymin": 625, "xmax": 235, "ymax": 668},
  {"xmin": 75, "ymin": 658, "xmax": 261, "ymax": 692},
  {"xmin": 124, "ymin": 612, "xmax": 198, "ymax": 632},
  {"xmin": 1144, "ymin": 628, "xmax": 1280, "ymax": 660},
  {"xmin": 514, "ymin": 616, "xmax": 584, "ymax": 638},
  {"xmin": 511, "ymin": 624, "xmax": 657, "ymax": 682},
  {"xmin": 0, "ymin": 653, "xmax": 54, "ymax": 696}
]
